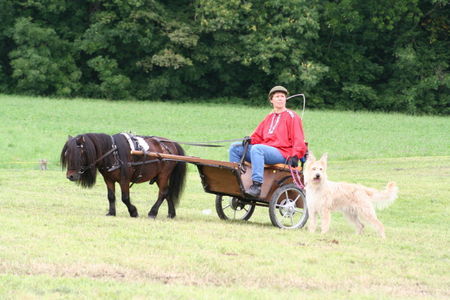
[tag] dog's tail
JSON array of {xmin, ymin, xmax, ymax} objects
[{"xmin": 370, "ymin": 181, "xmax": 398, "ymax": 210}]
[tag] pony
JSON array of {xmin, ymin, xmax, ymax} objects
[{"xmin": 60, "ymin": 133, "xmax": 186, "ymax": 218}]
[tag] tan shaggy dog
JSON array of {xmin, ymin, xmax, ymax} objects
[{"xmin": 304, "ymin": 152, "xmax": 398, "ymax": 238}]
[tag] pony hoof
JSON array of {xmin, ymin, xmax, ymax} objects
[
  {"xmin": 106, "ymin": 212, "xmax": 116, "ymax": 216},
  {"xmin": 167, "ymin": 214, "xmax": 176, "ymax": 219},
  {"xmin": 148, "ymin": 214, "xmax": 157, "ymax": 219},
  {"xmin": 129, "ymin": 208, "xmax": 139, "ymax": 217}
]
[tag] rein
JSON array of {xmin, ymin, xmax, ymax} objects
[
  {"xmin": 77, "ymin": 135, "xmax": 244, "ymax": 174},
  {"xmin": 289, "ymin": 166, "xmax": 305, "ymax": 189},
  {"xmin": 151, "ymin": 137, "xmax": 243, "ymax": 148}
]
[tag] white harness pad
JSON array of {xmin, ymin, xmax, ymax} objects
[{"xmin": 121, "ymin": 133, "xmax": 150, "ymax": 151}]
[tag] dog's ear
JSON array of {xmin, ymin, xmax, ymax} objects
[
  {"xmin": 307, "ymin": 151, "xmax": 316, "ymax": 163},
  {"xmin": 319, "ymin": 153, "xmax": 328, "ymax": 166}
]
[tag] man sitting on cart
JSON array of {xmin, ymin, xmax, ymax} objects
[{"xmin": 229, "ymin": 85, "xmax": 307, "ymax": 198}]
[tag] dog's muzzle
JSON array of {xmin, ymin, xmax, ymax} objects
[{"xmin": 312, "ymin": 174, "xmax": 321, "ymax": 182}]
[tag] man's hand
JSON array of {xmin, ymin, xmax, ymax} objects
[
  {"xmin": 287, "ymin": 156, "xmax": 299, "ymax": 167},
  {"xmin": 242, "ymin": 136, "xmax": 251, "ymax": 146}
]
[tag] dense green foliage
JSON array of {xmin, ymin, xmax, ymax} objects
[{"xmin": 0, "ymin": 0, "xmax": 449, "ymax": 114}]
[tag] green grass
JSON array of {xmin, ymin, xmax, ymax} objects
[
  {"xmin": 0, "ymin": 94, "xmax": 449, "ymax": 299},
  {"xmin": 0, "ymin": 94, "xmax": 448, "ymax": 168}
]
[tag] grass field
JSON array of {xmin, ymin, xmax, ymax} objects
[
  {"xmin": 0, "ymin": 94, "xmax": 449, "ymax": 299},
  {"xmin": 0, "ymin": 94, "xmax": 448, "ymax": 168}
]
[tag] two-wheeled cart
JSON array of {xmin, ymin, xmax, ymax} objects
[{"xmin": 131, "ymin": 151, "xmax": 308, "ymax": 229}]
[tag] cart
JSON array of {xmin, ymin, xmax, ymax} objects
[{"xmin": 131, "ymin": 150, "xmax": 308, "ymax": 229}]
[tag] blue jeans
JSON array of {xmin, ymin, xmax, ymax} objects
[{"xmin": 229, "ymin": 142, "xmax": 286, "ymax": 183}]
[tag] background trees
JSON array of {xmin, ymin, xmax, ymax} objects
[{"xmin": 0, "ymin": 0, "xmax": 448, "ymax": 114}]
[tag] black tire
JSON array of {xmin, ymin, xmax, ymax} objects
[
  {"xmin": 269, "ymin": 183, "xmax": 308, "ymax": 229},
  {"xmin": 215, "ymin": 195, "xmax": 255, "ymax": 221}
]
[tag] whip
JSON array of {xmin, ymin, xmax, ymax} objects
[{"xmin": 287, "ymin": 93, "xmax": 306, "ymax": 119}]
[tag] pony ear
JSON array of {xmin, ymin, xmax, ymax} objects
[
  {"xmin": 75, "ymin": 135, "xmax": 85, "ymax": 145},
  {"xmin": 67, "ymin": 135, "xmax": 73, "ymax": 140}
]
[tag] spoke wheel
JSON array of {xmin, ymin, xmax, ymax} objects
[
  {"xmin": 215, "ymin": 195, "xmax": 255, "ymax": 221},
  {"xmin": 269, "ymin": 183, "xmax": 308, "ymax": 229}
]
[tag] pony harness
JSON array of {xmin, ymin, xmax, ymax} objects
[{"xmin": 121, "ymin": 133, "xmax": 150, "ymax": 152}]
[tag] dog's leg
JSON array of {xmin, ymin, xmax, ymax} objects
[
  {"xmin": 343, "ymin": 210, "xmax": 364, "ymax": 235},
  {"xmin": 308, "ymin": 211, "xmax": 317, "ymax": 233},
  {"xmin": 360, "ymin": 207, "xmax": 386, "ymax": 238},
  {"xmin": 320, "ymin": 207, "xmax": 331, "ymax": 234},
  {"xmin": 307, "ymin": 203, "xmax": 318, "ymax": 233},
  {"xmin": 306, "ymin": 196, "xmax": 317, "ymax": 232}
]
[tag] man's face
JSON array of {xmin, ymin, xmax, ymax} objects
[{"xmin": 270, "ymin": 92, "xmax": 287, "ymax": 109}]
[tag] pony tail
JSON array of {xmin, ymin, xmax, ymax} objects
[{"xmin": 167, "ymin": 143, "xmax": 187, "ymax": 207}]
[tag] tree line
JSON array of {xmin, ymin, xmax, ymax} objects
[{"xmin": 0, "ymin": 0, "xmax": 448, "ymax": 114}]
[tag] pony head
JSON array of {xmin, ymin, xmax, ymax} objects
[{"xmin": 60, "ymin": 134, "xmax": 97, "ymax": 188}]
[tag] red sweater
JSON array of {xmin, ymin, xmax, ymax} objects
[{"xmin": 250, "ymin": 110, "xmax": 306, "ymax": 159}]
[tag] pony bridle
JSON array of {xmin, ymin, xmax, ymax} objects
[
  {"xmin": 77, "ymin": 144, "xmax": 117, "ymax": 175},
  {"xmin": 76, "ymin": 144, "xmax": 90, "ymax": 175},
  {"xmin": 77, "ymin": 138, "xmax": 119, "ymax": 174}
]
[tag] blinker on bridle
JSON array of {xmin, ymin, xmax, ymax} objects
[{"xmin": 74, "ymin": 143, "xmax": 88, "ymax": 174}]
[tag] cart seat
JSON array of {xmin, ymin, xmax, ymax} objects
[{"xmin": 244, "ymin": 161, "xmax": 302, "ymax": 171}]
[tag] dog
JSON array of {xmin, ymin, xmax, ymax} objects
[{"xmin": 304, "ymin": 152, "xmax": 398, "ymax": 238}]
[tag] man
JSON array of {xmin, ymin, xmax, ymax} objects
[{"xmin": 229, "ymin": 86, "xmax": 307, "ymax": 197}]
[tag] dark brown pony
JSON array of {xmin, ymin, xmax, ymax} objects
[{"xmin": 60, "ymin": 133, "xmax": 186, "ymax": 218}]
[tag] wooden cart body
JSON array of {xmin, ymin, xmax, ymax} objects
[
  {"xmin": 131, "ymin": 150, "xmax": 307, "ymax": 228},
  {"xmin": 196, "ymin": 160, "xmax": 299, "ymax": 205}
]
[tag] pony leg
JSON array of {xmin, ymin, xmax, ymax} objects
[
  {"xmin": 148, "ymin": 177, "xmax": 175, "ymax": 218},
  {"xmin": 119, "ymin": 182, "xmax": 138, "ymax": 217},
  {"xmin": 105, "ymin": 181, "xmax": 116, "ymax": 216},
  {"xmin": 166, "ymin": 193, "xmax": 176, "ymax": 219},
  {"xmin": 148, "ymin": 192, "xmax": 165, "ymax": 218},
  {"xmin": 159, "ymin": 177, "xmax": 176, "ymax": 218}
]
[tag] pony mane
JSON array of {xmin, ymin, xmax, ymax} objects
[{"xmin": 61, "ymin": 133, "xmax": 116, "ymax": 188}]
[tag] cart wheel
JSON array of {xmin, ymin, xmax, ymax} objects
[
  {"xmin": 215, "ymin": 195, "xmax": 255, "ymax": 221},
  {"xmin": 269, "ymin": 183, "xmax": 308, "ymax": 229}
]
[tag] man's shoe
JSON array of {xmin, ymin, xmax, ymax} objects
[{"xmin": 246, "ymin": 181, "xmax": 262, "ymax": 197}]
